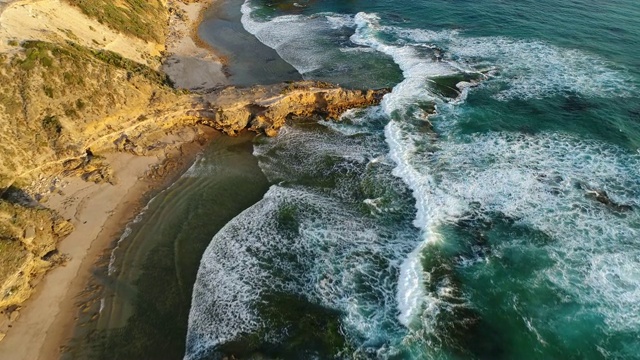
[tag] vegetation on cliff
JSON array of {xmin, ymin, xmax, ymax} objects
[
  {"xmin": 64, "ymin": 0, "xmax": 167, "ymax": 43},
  {"xmin": 0, "ymin": 35, "xmax": 177, "ymax": 309},
  {"xmin": 0, "ymin": 39, "xmax": 177, "ymax": 190}
]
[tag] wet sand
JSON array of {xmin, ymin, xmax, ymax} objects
[
  {"xmin": 0, "ymin": 126, "xmax": 217, "ymax": 360},
  {"xmin": 61, "ymin": 132, "xmax": 270, "ymax": 359},
  {"xmin": 163, "ymin": 0, "xmax": 229, "ymax": 91},
  {"xmin": 198, "ymin": 0, "xmax": 302, "ymax": 86}
]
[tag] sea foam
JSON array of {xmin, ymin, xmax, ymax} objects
[
  {"xmin": 347, "ymin": 11, "xmax": 640, "ymax": 333},
  {"xmin": 187, "ymin": 120, "xmax": 422, "ymax": 358},
  {"xmin": 241, "ymin": 2, "xmax": 356, "ymax": 75},
  {"xmin": 188, "ymin": 6, "xmax": 640, "ymax": 358}
]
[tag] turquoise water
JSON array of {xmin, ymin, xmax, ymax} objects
[{"xmin": 188, "ymin": 0, "xmax": 640, "ymax": 358}]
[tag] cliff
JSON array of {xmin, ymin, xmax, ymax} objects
[
  {"xmin": 0, "ymin": 0, "xmax": 178, "ymax": 314},
  {"xmin": 0, "ymin": 191, "xmax": 73, "ymax": 310},
  {"xmin": 0, "ymin": 0, "xmax": 387, "ymax": 316}
]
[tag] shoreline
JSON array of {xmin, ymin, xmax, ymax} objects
[
  {"xmin": 196, "ymin": 0, "xmax": 303, "ymax": 86},
  {"xmin": 0, "ymin": 125, "xmax": 219, "ymax": 360},
  {"xmin": 192, "ymin": 0, "xmax": 230, "ymax": 69},
  {"xmin": 163, "ymin": 0, "xmax": 229, "ymax": 91},
  {"xmin": 61, "ymin": 130, "xmax": 270, "ymax": 360}
]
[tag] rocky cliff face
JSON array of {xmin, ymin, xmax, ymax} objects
[
  {"xmin": 0, "ymin": 0, "xmax": 387, "ymax": 313},
  {"xmin": 0, "ymin": 40, "xmax": 179, "ymax": 190},
  {"xmin": 0, "ymin": 0, "xmax": 175, "ymax": 310},
  {"xmin": 0, "ymin": 42, "xmax": 162, "ymax": 309},
  {"xmin": 0, "ymin": 192, "xmax": 73, "ymax": 310},
  {"xmin": 0, "ymin": 0, "xmax": 178, "ymax": 309}
]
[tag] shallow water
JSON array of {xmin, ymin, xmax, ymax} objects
[
  {"xmin": 188, "ymin": 0, "xmax": 640, "ymax": 359},
  {"xmin": 62, "ymin": 133, "xmax": 269, "ymax": 360},
  {"xmin": 198, "ymin": 0, "xmax": 301, "ymax": 86}
]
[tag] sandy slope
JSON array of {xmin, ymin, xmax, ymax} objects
[{"xmin": 0, "ymin": 0, "xmax": 162, "ymax": 66}]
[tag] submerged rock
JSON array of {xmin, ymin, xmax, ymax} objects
[{"xmin": 584, "ymin": 188, "xmax": 633, "ymax": 212}]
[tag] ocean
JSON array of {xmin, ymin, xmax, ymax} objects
[{"xmin": 186, "ymin": 0, "xmax": 640, "ymax": 359}]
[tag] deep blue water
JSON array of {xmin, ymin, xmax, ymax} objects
[{"xmin": 187, "ymin": 0, "xmax": 640, "ymax": 358}]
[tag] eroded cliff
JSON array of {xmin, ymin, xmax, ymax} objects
[{"xmin": 0, "ymin": 191, "xmax": 73, "ymax": 310}]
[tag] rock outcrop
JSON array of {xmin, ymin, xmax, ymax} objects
[
  {"xmin": 193, "ymin": 82, "xmax": 389, "ymax": 136},
  {"xmin": 0, "ymin": 192, "xmax": 73, "ymax": 309}
]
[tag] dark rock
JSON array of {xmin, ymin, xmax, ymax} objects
[{"xmin": 585, "ymin": 188, "xmax": 633, "ymax": 212}]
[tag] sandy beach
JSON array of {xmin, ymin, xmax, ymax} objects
[
  {"xmin": 0, "ymin": 125, "xmax": 219, "ymax": 360},
  {"xmin": 0, "ymin": 0, "xmax": 227, "ymax": 357},
  {"xmin": 0, "ymin": 153, "xmax": 158, "ymax": 360},
  {"xmin": 163, "ymin": 0, "xmax": 228, "ymax": 91}
]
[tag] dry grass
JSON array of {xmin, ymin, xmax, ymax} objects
[{"xmin": 64, "ymin": 0, "xmax": 167, "ymax": 43}]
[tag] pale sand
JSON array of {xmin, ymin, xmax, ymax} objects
[
  {"xmin": 0, "ymin": 153, "xmax": 158, "ymax": 360},
  {"xmin": 163, "ymin": 0, "xmax": 229, "ymax": 91},
  {"xmin": 0, "ymin": 0, "xmax": 163, "ymax": 66},
  {"xmin": 0, "ymin": 124, "xmax": 218, "ymax": 359}
]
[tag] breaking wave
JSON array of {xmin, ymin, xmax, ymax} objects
[{"xmin": 187, "ymin": 3, "xmax": 640, "ymax": 359}]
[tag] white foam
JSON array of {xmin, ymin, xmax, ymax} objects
[
  {"xmin": 387, "ymin": 126, "xmax": 640, "ymax": 332},
  {"xmin": 186, "ymin": 190, "xmax": 275, "ymax": 359},
  {"xmin": 187, "ymin": 123, "xmax": 423, "ymax": 358},
  {"xmin": 349, "ymin": 12, "xmax": 635, "ymax": 105},
  {"xmin": 325, "ymin": 13, "xmax": 355, "ymax": 29},
  {"xmin": 241, "ymin": 2, "xmax": 322, "ymax": 74},
  {"xmin": 181, "ymin": 152, "xmax": 217, "ymax": 178},
  {"xmin": 351, "ymin": 12, "xmax": 473, "ymax": 123},
  {"xmin": 242, "ymin": 4, "xmax": 635, "ymax": 102},
  {"xmin": 253, "ymin": 124, "xmax": 378, "ymax": 189},
  {"xmin": 446, "ymin": 37, "xmax": 635, "ymax": 100},
  {"xmin": 384, "ymin": 119, "xmax": 463, "ymax": 328},
  {"xmin": 343, "ymin": 11, "xmax": 640, "ymax": 331},
  {"xmin": 186, "ymin": 185, "xmax": 418, "ymax": 358},
  {"xmin": 240, "ymin": 4, "xmax": 403, "ymax": 88},
  {"xmin": 388, "ymin": 23, "xmax": 636, "ymax": 101},
  {"xmin": 396, "ymin": 241, "xmax": 427, "ymax": 327},
  {"xmin": 240, "ymin": 3, "xmax": 356, "ymax": 75}
]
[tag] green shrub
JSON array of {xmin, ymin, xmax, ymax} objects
[
  {"xmin": 42, "ymin": 115, "xmax": 62, "ymax": 138},
  {"xmin": 43, "ymin": 85, "xmax": 54, "ymax": 98},
  {"xmin": 0, "ymin": 238, "xmax": 27, "ymax": 282},
  {"xmin": 19, "ymin": 41, "xmax": 55, "ymax": 70}
]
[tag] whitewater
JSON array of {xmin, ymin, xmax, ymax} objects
[{"xmin": 187, "ymin": 0, "xmax": 640, "ymax": 358}]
